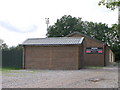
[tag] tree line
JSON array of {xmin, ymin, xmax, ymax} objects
[
  {"xmin": 47, "ymin": 15, "xmax": 120, "ymax": 61},
  {"xmin": 0, "ymin": 15, "xmax": 120, "ymax": 61}
]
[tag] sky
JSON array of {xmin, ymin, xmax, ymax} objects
[{"xmin": 0, "ymin": 0, "xmax": 118, "ymax": 47}]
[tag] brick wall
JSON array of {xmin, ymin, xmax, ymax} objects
[
  {"xmin": 105, "ymin": 45, "xmax": 115, "ymax": 65},
  {"xmin": 24, "ymin": 45, "xmax": 82, "ymax": 70},
  {"xmin": 68, "ymin": 34, "xmax": 105, "ymax": 66}
]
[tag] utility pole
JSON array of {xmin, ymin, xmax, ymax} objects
[{"xmin": 45, "ymin": 18, "xmax": 49, "ymax": 31}]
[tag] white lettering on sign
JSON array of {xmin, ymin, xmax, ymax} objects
[{"xmin": 86, "ymin": 47, "xmax": 103, "ymax": 54}]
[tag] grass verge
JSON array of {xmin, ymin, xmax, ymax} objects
[
  {"xmin": 84, "ymin": 66, "xmax": 104, "ymax": 69},
  {"xmin": 0, "ymin": 67, "xmax": 21, "ymax": 72}
]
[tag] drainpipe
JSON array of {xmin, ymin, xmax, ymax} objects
[
  {"xmin": 23, "ymin": 46, "xmax": 25, "ymax": 69},
  {"xmin": 103, "ymin": 44, "xmax": 106, "ymax": 66}
]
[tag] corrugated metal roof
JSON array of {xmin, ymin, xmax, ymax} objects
[
  {"xmin": 21, "ymin": 37, "xmax": 84, "ymax": 46},
  {"xmin": 66, "ymin": 31, "xmax": 104, "ymax": 44}
]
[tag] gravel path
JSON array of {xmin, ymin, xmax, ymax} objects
[{"xmin": 2, "ymin": 67, "xmax": 118, "ymax": 88}]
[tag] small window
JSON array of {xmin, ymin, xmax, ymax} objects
[{"xmin": 86, "ymin": 47, "xmax": 103, "ymax": 54}]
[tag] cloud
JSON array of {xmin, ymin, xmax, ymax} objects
[{"xmin": 0, "ymin": 21, "xmax": 38, "ymax": 33}]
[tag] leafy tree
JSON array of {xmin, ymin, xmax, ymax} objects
[
  {"xmin": 47, "ymin": 15, "xmax": 120, "ymax": 61},
  {"xmin": 0, "ymin": 39, "xmax": 3, "ymax": 49},
  {"xmin": 98, "ymin": 0, "xmax": 120, "ymax": 60},
  {"xmin": 98, "ymin": 0, "xmax": 120, "ymax": 36},
  {"xmin": 98, "ymin": 0, "xmax": 120, "ymax": 10},
  {"xmin": 47, "ymin": 15, "xmax": 84, "ymax": 37},
  {"xmin": 0, "ymin": 39, "xmax": 8, "ymax": 50},
  {"xmin": 47, "ymin": 15, "xmax": 119, "ymax": 47},
  {"xmin": 110, "ymin": 24, "xmax": 120, "ymax": 60}
]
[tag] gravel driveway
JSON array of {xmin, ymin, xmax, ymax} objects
[{"xmin": 2, "ymin": 66, "xmax": 118, "ymax": 88}]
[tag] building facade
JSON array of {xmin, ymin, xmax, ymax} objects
[
  {"xmin": 21, "ymin": 32, "xmax": 115, "ymax": 70},
  {"xmin": 67, "ymin": 32, "xmax": 115, "ymax": 66},
  {"xmin": 22, "ymin": 37, "xmax": 84, "ymax": 70}
]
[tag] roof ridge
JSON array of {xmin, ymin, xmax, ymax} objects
[
  {"xmin": 66, "ymin": 32, "xmax": 104, "ymax": 44},
  {"xmin": 27, "ymin": 37, "xmax": 84, "ymax": 40},
  {"xmin": 21, "ymin": 37, "xmax": 84, "ymax": 46}
]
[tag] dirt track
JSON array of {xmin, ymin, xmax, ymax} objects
[{"xmin": 2, "ymin": 67, "xmax": 118, "ymax": 88}]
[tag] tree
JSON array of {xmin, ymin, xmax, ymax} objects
[
  {"xmin": 98, "ymin": 0, "xmax": 120, "ymax": 10},
  {"xmin": 8, "ymin": 45, "xmax": 22, "ymax": 51},
  {"xmin": 98, "ymin": 0, "xmax": 120, "ymax": 61},
  {"xmin": 47, "ymin": 15, "xmax": 120, "ymax": 60},
  {"xmin": 98, "ymin": 0, "xmax": 120, "ymax": 36},
  {"xmin": 0, "ymin": 39, "xmax": 3, "ymax": 49},
  {"xmin": 47, "ymin": 15, "xmax": 118, "ymax": 45},
  {"xmin": 47, "ymin": 15, "xmax": 84, "ymax": 37},
  {"xmin": 0, "ymin": 39, "xmax": 8, "ymax": 49},
  {"xmin": 110, "ymin": 24, "xmax": 120, "ymax": 60}
]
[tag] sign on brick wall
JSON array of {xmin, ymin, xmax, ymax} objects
[{"xmin": 86, "ymin": 47, "xmax": 103, "ymax": 54}]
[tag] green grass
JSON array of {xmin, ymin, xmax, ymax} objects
[
  {"xmin": 1, "ymin": 67, "xmax": 39, "ymax": 74},
  {"xmin": 84, "ymin": 66, "xmax": 104, "ymax": 69},
  {"xmin": 0, "ymin": 67, "xmax": 21, "ymax": 71},
  {"xmin": 1, "ymin": 68, "xmax": 21, "ymax": 74}
]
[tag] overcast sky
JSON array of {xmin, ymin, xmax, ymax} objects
[{"xmin": 0, "ymin": 0, "xmax": 118, "ymax": 47}]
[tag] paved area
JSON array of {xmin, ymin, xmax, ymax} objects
[{"xmin": 2, "ymin": 67, "xmax": 118, "ymax": 88}]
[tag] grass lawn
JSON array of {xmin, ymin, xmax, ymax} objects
[
  {"xmin": 0, "ymin": 67, "xmax": 21, "ymax": 72},
  {"xmin": 1, "ymin": 67, "xmax": 39, "ymax": 74}
]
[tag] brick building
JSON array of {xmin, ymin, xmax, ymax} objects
[
  {"xmin": 66, "ymin": 32, "xmax": 115, "ymax": 66},
  {"xmin": 21, "ymin": 32, "xmax": 115, "ymax": 70}
]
